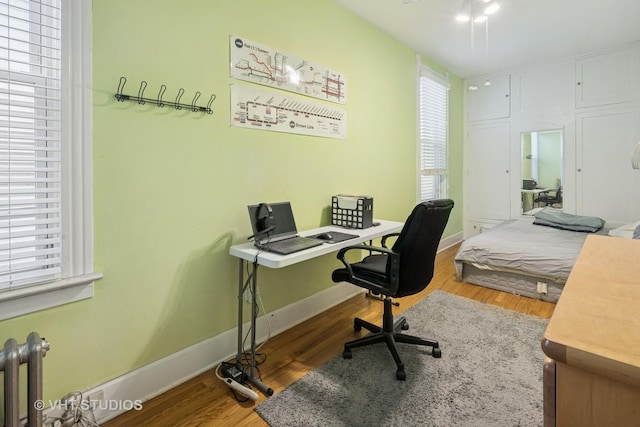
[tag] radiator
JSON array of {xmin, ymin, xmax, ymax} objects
[{"xmin": 1, "ymin": 332, "xmax": 50, "ymax": 427}]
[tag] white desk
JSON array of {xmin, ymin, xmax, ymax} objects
[
  {"xmin": 521, "ymin": 188, "xmax": 551, "ymax": 212},
  {"xmin": 229, "ymin": 219, "xmax": 404, "ymax": 395}
]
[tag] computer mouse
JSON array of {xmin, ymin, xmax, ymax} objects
[{"xmin": 317, "ymin": 233, "xmax": 333, "ymax": 240}]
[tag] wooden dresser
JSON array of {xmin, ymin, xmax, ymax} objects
[{"xmin": 542, "ymin": 235, "xmax": 640, "ymax": 426}]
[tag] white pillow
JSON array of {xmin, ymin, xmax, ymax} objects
[{"xmin": 608, "ymin": 220, "xmax": 640, "ymax": 239}]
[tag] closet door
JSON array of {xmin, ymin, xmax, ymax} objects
[
  {"xmin": 467, "ymin": 75, "xmax": 511, "ymax": 121},
  {"xmin": 575, "ymin": 46, "xmax": 640, "ymax": 108},
  {"xmin": 514, "ymin": 60, "xmax": 573, "ymax": 118},
  {"xmin": 576, "ymin": 109, "xmax": 640, "ymax": 226},
  {"xmin": 465, "ymin": 122, "xmax": 511, "ymax": 224}
]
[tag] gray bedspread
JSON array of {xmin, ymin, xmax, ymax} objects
[{"xmin": 455, "ymin": 218, "xmax": 603, "ymax": 282}]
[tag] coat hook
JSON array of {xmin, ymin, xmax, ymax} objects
[
  {"xmin": 191, "ymin": 91, "xmax": 201, "ymax": 112},
  {"xmin": 157, "ymin": 84, "xmax": 167, "ymax": 108},
  {"xmin": 137, "ymin": 81, "xmax": 148, "ymax": 105},
  {"xmin": 174, "ymin": 88, "xmax": 185, "ymax": 110},
  {"xmin": 116, "ymin": 76, "xmax": 128, "ymax": 101},
  {"xmin": 206, "ymin": 94, "xmax": 216, "ymax": 114},
  {"xmin": 114, "ymin": 77, "xmax": 215, "ymax": 116}
]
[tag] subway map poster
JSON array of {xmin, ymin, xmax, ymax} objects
[
  {"xmin": 230, "ymin": 84, "xmax": 347, "ymax": 139},
  {"xmin": 230, "ymin": 36, "xmax": 347, "ymax": 104}
]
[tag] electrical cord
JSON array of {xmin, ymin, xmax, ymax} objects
[
  {"xmin": 238, "ymin": 267, "xmax": 270, "ymax": 383},
  {"xmin": 255, "ymin": 289, "xmax": 272, "ymax": 351},
  {"xmin": 240, "ymin": 242, "xmax": 273, "ymax": 355},
  {"xmin": 44, "ymin": 391, "xmax": 99, "ymax": 427}
]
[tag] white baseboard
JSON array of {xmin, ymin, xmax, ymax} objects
[
  {"xmin": 44, "ymin": 282, "xmax": 362, "ymax": 425},
  {"xmin": 439, "ymin": 231, "xmax": 463, "ymax": 251},
  {"xmin": 43, "ymin": 236, "xmax": 462, "ymax": 425}
]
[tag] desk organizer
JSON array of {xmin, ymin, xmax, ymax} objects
[{"xmin": 331, "ymin": 195, "xmax": 373, "ymax": 229}]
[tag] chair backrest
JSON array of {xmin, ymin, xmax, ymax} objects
[
  {"xmin": 555, "ymin": 186, "xmax": 562, "ymax": 201},
  {"xmin": 389, "ymin": 199, "xmax": 454, "ymax": 298}
]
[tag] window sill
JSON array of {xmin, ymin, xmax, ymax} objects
[{"xmin": 0, "ymin": 272, "xmax": 103, "ymax": 321}]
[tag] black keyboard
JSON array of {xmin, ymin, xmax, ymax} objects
[{"xmin": 258, "ymin": 237, "xmax": 323, "ymax": 255}]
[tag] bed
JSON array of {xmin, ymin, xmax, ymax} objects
[{"xmin": 454, "ymin": 216, "xmax": 608, "ymax": 302}]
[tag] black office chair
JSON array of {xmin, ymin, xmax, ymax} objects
[
  {"xmin": 331, "ymin": 199, "xmax": 454, "ymax": 380},
  {"xmin": 534, "ymin": 186, "xmax": 562, "ymax": 207}
]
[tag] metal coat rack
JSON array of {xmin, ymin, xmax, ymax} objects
[{"xmin": 114, "ymin": 76, "xmax": 216, "ymax": 115}]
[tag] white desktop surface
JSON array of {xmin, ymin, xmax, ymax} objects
[
  {"xmin": 229, "ymin": 219, "xmax": 404, "ymax": 269},
  {"xmin": 521, "ymin": 188, "xmax": 551, "ymax": 194}
]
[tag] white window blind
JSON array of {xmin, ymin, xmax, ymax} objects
[
  {"xmin": 0, "ymin": 0, "xmax": 96, "ymax": 321},
  {"xmin": 418, "ymin": 65, "xmax": 449, "ymax": 202},
  {"xmin": 0, "ymin": 0, "xmax": 62, "ymax": 290}
]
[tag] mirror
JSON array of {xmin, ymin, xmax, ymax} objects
[{"xmin": 521, "ymin": 130, "xmax": 563, "ymax": 214}]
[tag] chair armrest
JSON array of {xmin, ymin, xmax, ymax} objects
[
  {"xmin": 381, "ymin": 232, "xmax": 400, "ymax": 248},
  {"xmin": 336, "ymin": 244, "xmax": 395, "ymax": 260},
  {"xmin": 335, "ymin": 245, "xmax": 400, "ymax": 295}
]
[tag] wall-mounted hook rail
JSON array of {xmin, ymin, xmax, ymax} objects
[{"xmin": 115, "ymin": 76, "xmax": 216, "ymax": 114}]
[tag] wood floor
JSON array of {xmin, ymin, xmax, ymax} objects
[{"xmin": 103, "ymin": 243, "xmax": 555, "ymax": 427}]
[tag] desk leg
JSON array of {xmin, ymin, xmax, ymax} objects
[
  {"xmin": 236, "ymin": 259, "xmax": 244, "ymax": 365},
  {"xmin": 236, "ymin": 259, "xmax": 274, "ymax": 397},
  {"xmin": 249, "ymin": 261, "xmax": 258, "ymax": 378}
]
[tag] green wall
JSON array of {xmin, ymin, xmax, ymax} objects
[
  {"xmin": 537, "ymin": 131, "xmax": 563, "ymax": 189},
  {"xmin": 521, "ymin": 131, "xmax": 562, "ymax": 189},
  {"xmin": 0, "ymin": 0, "xmax": 463, "ymax": 402}
]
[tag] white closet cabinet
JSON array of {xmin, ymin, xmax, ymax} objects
[
  {"xmin": 466, "ymin": 74, "xmax": 510, "ymax": 121},
  {"xmin": 464, "ymin": 43, "xmax": 640, "ymax": 237},
  {"xmin": 575, "ymin": 46, "xmax": 640, "ymax": 108},
  {"xmin": 514, "ymin": 61, "xmax": 574, "ymax": 118},
  {"xmin": 464, "ymin": 122, "xmax": 511, "ymax": 237},
  {"xmin": 576, "ymin": 110, "xmax": 640, "ymax": 227}
]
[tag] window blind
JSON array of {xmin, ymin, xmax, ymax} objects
[
  {"xmin": 0, "ymin": 0, "xmax": 62, "ymax": 290},
  {"xmin": 418, "ymin": 68, "xmax": 449, "ymax": 201}
]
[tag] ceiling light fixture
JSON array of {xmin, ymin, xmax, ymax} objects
[
  {"xmin": 484, "ymin": 1, "xmax": 500, "ymax": 15},
  {"xmin": 455, "ymin": 0, "xmax": 472, "ymax": 22},
  {"xmin": 474, "ymin": 14, "xmax": 488, "ymax": 23},
  {"xmin": 458, "ymin": 0, "xmax": 500, "ymax": 91},
  {"xmin": 456, "ymin": 0, "xmax": 500, "ymax": 25}
]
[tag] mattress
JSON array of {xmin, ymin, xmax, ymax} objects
[
  {"xmin": 455, "ymin": 218, "xmax": 607, "ymax": 301},
  {"xmin": 460, "ymin": 263, "xmax": 563, "ymax": 302}
]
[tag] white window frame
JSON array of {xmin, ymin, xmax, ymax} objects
[
  {"xmin": 416, "ymin": 57, "xmax": 450, "ymax": 202},
  {"xmin": 0, "ymin": 0, "xmax": 100, "ymax": 321}
]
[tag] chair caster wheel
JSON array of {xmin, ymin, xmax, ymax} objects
[
  {"xmin": 432, "ymin": 347, "xmax": 442, "ymax": 358},
  {"xmin": 396, "ymin": 369, "xmax": 406, "ymax": 381},
  {"xmin": 401, "ymin": 322, "xmax": 409, "ymax": 330},
  {"xmin": 353, "ymin": 319, "xmax": 362, "ymax": 332},
  {"xmin": 343, "ymin": 349, "xmax": 352, "ymax": 359}
]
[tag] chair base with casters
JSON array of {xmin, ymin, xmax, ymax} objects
[{"xmin": 343, "ymin": 296, "xmax": 441, "ymax": 380}]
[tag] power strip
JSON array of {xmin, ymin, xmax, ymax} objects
[
  {"xmin": 220, "ymin": 362, "xmax": 247, "ymax": 384},
  {"xmin": 225, "ymin": 378, "xmax": 259, "ymax": 401}
]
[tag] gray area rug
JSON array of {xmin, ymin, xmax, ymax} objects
[{"xmin": 255, "ymin": 290, "xmax": 548, "ymax": 427}]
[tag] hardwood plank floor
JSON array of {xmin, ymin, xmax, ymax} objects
[{"xmin": 103, "ymin": 243, "xmax": 555, "ymax": 427}]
